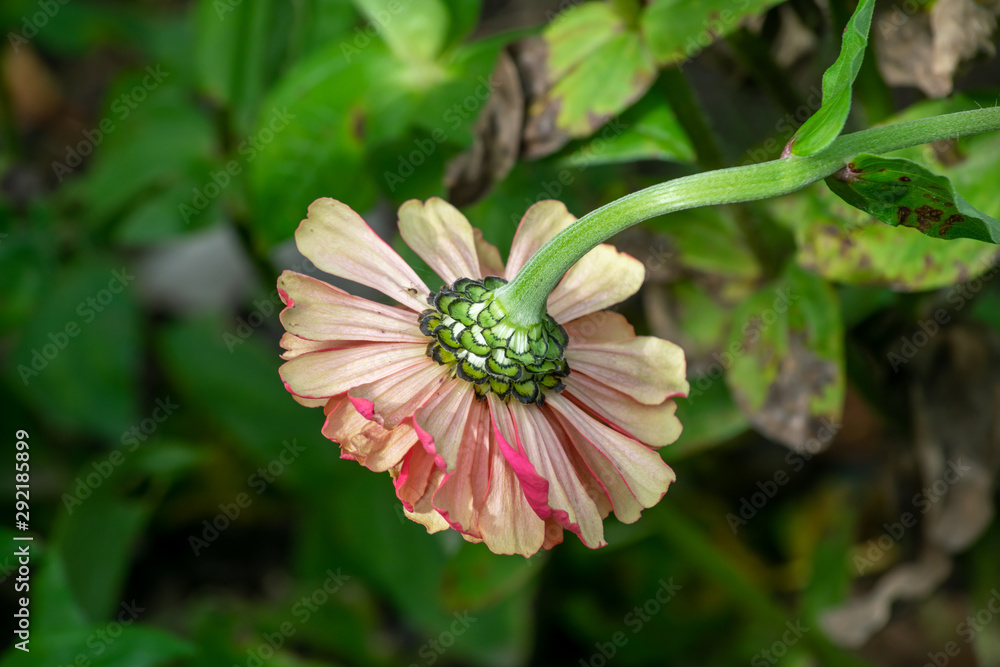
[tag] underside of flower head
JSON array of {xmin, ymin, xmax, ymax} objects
[
  {"xmin": 419, "ymin": 275, "xmax": 569, "ymax": 405},
  {"xmin": 277, "ymin": 196, "xmax": 689, "ymax": 557}
]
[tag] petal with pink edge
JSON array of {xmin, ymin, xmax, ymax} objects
[
  {"xmin": 504, "ymin": 201, "xmax": 575, "ymax": 280},
  {"xmin": 564, "ymin": 373, "xmax": 683, "ymax": 448},
  {"xmin": 399, "ymin": 198, "xmax": 481, "ymax": 284},
  {"xmin": 562, "ymin": 312, "xmax": 635, "ymax": 345},
  {"xmin": 548, "ymin": 394, "xmax": 675, "ymax": 522},
  {"xmin": 323, "ymin": 396, "xmax": 418, "ymax": 472},
  {"xmin": 567, "ymin": 337, "xmax": 689, "ymax": 405},
  {"xmin": 413, "ymin": 378, "xmax": 477, "ymax": 472},
  {"xmin": 396, "ymin": 444, "xmax": 449, "ymax": 533},
  {"xmin": 280, "ymin": 343, "xmax": 429, "ymax": 399},
  {"xmin": 295, "ymin": 198, "xmax": 429, "ymax": 312},
  {"xmin": 278, "ymin": 271, "xmax": 426, "ymax": 344},
  {"xmin": 432, "ymin": 403, "xmax": 491, "ymax": 537},
  {"xmin": 478, "ymin": 427, "xmax": 546, "ymax": 556},
  {"xmin": 506, "ymin": 401, "xmax": 606, "ymax": 548},
  {"xmin": 548, "ymin": 244, "xmax": 644, "ymax": 322},
  {"xmin": 349, "ymin": 360, "xmax": 449, "ymax": 429}
]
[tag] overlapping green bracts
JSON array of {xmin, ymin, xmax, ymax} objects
[{"xmin": 419, "ymin": 276, "xmax": 570, "ymax": 405}]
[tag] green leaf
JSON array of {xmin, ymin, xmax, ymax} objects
[
  {"xmin": 559, "ymin": 89, "xmax": 695, "ymax": 166},
  {"xmin": 649, "ymin": 206, "xmax": 760, "ymax": 280},
  {"xmin": 667, "ymin": 380, "xmax": 750, "ymax": 459},
  {"xmin": 790, "ymin": 0, "xmax": 875, "ymax": 156},
  {"xmin": 352, "ymin": 0, "xmax": 450, "ymax": 62},
  {"xmin": 773, "ymin": 184, "xmax": 997, "ymax": 291},
  {"xmin": 725, "ymin": 264, "xmax": 845, "ymax": 450},
  {"xmin": 6, "ymin": 259, "xmax": 140, "ymax": 438},
  {"xmin": 826, "ymin": 153, "xmax": 1000, "ymax": 243},
  {"xmin": 641, "ymin": 0, "xmax": 782, "ymax": 65},
  {"xmin": 542, "ymin": 2, "xmax": 657, "ymax": 137}
]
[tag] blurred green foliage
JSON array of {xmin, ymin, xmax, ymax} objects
[{"xmin": 2, "ymin": 0, "xmax": 1000, "ymax": 666}]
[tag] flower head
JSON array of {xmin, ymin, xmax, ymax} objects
[{"xmin": 278, "ymin": 197, "xmax": 688, "ymax": 556}]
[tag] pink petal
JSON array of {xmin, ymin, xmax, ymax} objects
[
  {"xmin": 477, "ymin": 426, "xmax": 546, "ymax": 556},
  {"xmin": 412, "ymin": 378, "xmax": 477, "ymax": 472},
  {"xmin": 395, "ymin": 444, "xmax": 449, "ymax": 533},
  {"xmin": 566, "ymin": 337, "xmax": 689, "ymax": 405},
  {"xmin": 432, "ymin": 403, "xmax": 491, "ymax": 537},
  {"xmin": 562, "ymin": 312, "xmax": 635, "ymax": 345},
  {"xmin": 504, "ymin": 401, "xmax": 606, "ymax": 548},
  {"xmin": 504, "ymin": 201, "xmax": 575, "ymax": 280},
  {"xmin": 473, "ymin": 228, "xmax": 505, "ymax": 278},
  {"xmin": 279, "ymin": 343, "xmax": 430, "ymax": 399},
  {"xmin": 564, "ymin": 373, "xmax": 683, "ymax": 448},
  {"xmin": 548, "ymin": 245, "xmax": 644, "ymax": 322},
  {"xmin": 399, "ymin": 198, "xmax": 481, "ymax": 284},
  {"xmin": 348, "ymin": 360, "xmax": 449, "ymax": 429},
  {"xmin": 488, "ymin": 395, "xmax": 551, "ymax": 519},
  {"xmin": 322, "ymin": 396, "xmax": 418, "ymax": 472},
  {"xmin": 295, "ymin": 198, "xmax": 429, "ymax": 312},
  {"xmin": 279, "ymin": 271, "xmax": 426, "ymax": 344},
  {"xmin": 547, "ymin": 394, "xmax": 676, "ymax": 522}
]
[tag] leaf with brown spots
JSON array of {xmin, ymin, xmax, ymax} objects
[
  {"xmin": 827, "ymin": 154, "xmax": 1000, "ymax": 244},
  {"xmin": 725, "ymin": 264, "xmax": 846, "ymax": 452}
]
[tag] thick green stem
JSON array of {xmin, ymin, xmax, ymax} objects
[{"xmin": 494, "ymin": 107, "xmax": 1000, "ymax": 326}]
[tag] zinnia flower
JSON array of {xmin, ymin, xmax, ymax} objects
[{"xmin": 278, "ymin": 197, "xmax": 688, "ymax": 556}]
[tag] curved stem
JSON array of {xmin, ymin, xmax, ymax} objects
[{"xmin": 495, "ymin": 107, "xmax": 1000, "ymax": 326}]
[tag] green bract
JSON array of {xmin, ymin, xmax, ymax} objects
[{"xmin": 419, "ymin": 276, "xmax": 569, "ymax": 405}]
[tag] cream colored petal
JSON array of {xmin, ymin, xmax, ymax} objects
[
  {"xmin": 504, "ymin": 201, "xmax": 576, "ymax": 280},
  {"xmin": 564, "ymin": 374, "xmax": 683, "ymax": 448},
  {"xmin": 279, "ymin": 343, "xmax": 429, "ymax": 399},
  {"xmin": 548, "ymin": 394, "xmax": 676, "ymax": 523},
  {"xmin": 413, "ymin": 378, "xmax": 478, "ymax": 472},
  {"xmin": 295, "ymin": 198, "xmax": 429, "ymax": 312},
  {"xmin": 348, "ymin": 360, "xmax": 449, "ymax": 429},
  {"xmin": 323, "ymin": 396, "xmax": 419, "ymax": 472},
  {"xmin": 279, "ymin": 271, "xmax": 426, "ymax": 343},
  {"xmin": 280, "ymin": 333, "xmax": 340, "ymax": 360},
  {"xmin": 432, "ymin": 404, "xmax": 491, "ymax": 537},
  {"xmin": 473, "ymin": 228, "xmax": 505, "ymax": 278},
  {"xmin": 562, "ymin": 312, "xmax": 635, "ymax": 345},
  {"xmin": 506, "ymin": 401, "xmax": 606, "ymax": 548},
  {"xmin": 566, "ymin": 337, "xmax": 689, "ymax": 405},
  {"xmin": 399, "ymin": 198, "xmax": 480, "ymax": 284},
  {"xmin": 291, "ymin": 394, "xmax": 329, "ymax": 408},
  {"xmin": 548, "ymin": 245, "xmax": 645, "ymax": 322}
]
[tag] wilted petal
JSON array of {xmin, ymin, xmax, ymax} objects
[
  {"xmin": 478, "ymin": 428, "xmax": 546, "ymax": 556},
  {"xmin": 504, "ymin": 201, "xmax": 575, "ymax": 280},
  {"xmin": 279, "ymin": 271, "xmax": 426, "ymax": 344},
  {"xmin": 399, "ymin": 198, "xmax": 481, "ymax": 284},
  {"xmin": 396, "ymin": 443, "xmax": 449, "ymax": 533},
  {"xmin": 500, "ymin": 400, "xmax": 606, "ymax": 548},
  {"xmin": 349, "ymin": 360, "xmax": 449, "ymax": 429},
  {"xmin": 433, "ymin": 403, "xmax": 491, "ymax": 536},
  {"xmin": 564, "ymin": 373, "xmax": 683, "ymax": 448},
  {"xmin": 567, "ymin": 337, "xmax": 689, "ymax": 405},
  {"xmin": 413, "ymin": 379, "xmax": 477, "ymax": 472},
  {"xmin": 323, "ymin": 396, "xmax": 418, "ymax": 472},
  {"xmin": 280, "ymin": 343, "xmax": 429, "ymax": 399},
  {"xmin": 548, "ymin": 245, "xmax": 644, "ymax": 322},
  {"xmin": 548, "ymin": 394, "xmax": 676, "ymax": 523},
  {"xmin": 296, "ymin": 198, "xmax": 429, "ymax": 312}
]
